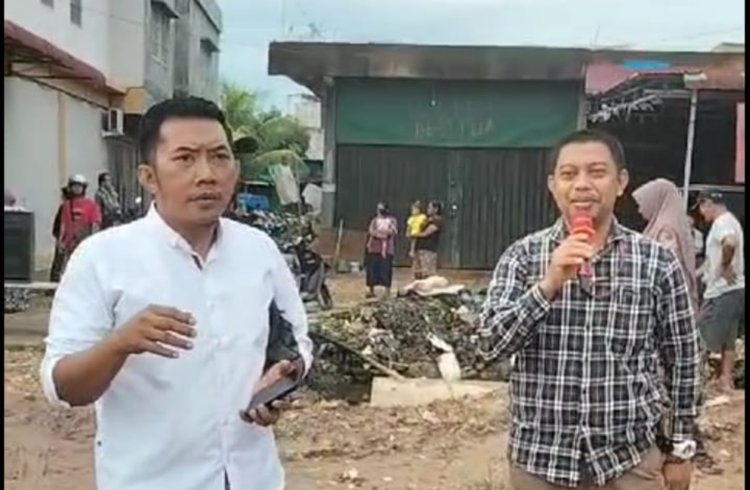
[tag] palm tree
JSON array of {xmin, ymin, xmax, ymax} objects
[{"xmin": 219, "ymin": 81, "xmax": 311, "ymax": 183}]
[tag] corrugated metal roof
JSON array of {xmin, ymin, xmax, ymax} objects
[
  {"xmin": 269, "ymin": 42, "xmax": 590, "ymax": 94},
  {"xmin": 269, "ymin": 42, "xmax": 743, "ymax": 96}
]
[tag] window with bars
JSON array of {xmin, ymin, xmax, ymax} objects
[{"xmin": 70, "ymin": 0, "xmax": 82, "ymax": 26}]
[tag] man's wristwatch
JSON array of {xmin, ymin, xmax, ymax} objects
[{"xmin": 662, "ymin": 440, "xmax": 697, "ymax": 463}]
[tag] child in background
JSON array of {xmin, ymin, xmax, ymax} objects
[{"xmin": 406, "ymin": 201, "xmax": 427, "ymax": 278}]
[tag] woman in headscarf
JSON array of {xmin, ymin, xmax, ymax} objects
[
  {"xmin": 632, "ymin": 178, "xmax": 699, "ymax": 311},
  {"xmin": 633, "ymin": 178, "xmax": 713, "ymax": 464},
  {"xmin": 364, "ymin": 202, "xmax": 398, "ymax": 299}
]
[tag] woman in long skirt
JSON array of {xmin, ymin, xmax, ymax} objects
[{"xmin": 365, "ymin": 202, "xmax": 398, "ymax": 299}]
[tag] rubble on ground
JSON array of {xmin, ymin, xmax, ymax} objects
[
  {"xmin": 229, "ymin": 210, "xmax": 315, "ymax": 249},
  {"xmin": 4, "ymin": 288, "xmax": 31, "ymax": 313},
  {"xmin": 305, "ymin": 289, "xmax": 512, "ymax": 401}
]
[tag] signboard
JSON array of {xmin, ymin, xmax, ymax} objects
[{"xmin": 736, "ymin": 103, "xmax": 745, "ymax": 184}]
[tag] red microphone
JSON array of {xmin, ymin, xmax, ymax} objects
[{"xmin": 570, "ymin": 212, "xmax": 594, "ymax": 277}]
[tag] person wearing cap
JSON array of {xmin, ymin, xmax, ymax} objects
[
  {"xmin": 54, "ymin": 174, "xmax": 102, "ymax": 276},
  {"xmin": 694, "ymin": 190, "xmax": 745, "ymax": 392}
]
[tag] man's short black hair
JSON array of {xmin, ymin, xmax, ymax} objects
[
  {"xmin": 138, "ymin": 96, "xmax": 233, "ymax": 164},
  {"xmin": 548, "ymin": 129, "xmax": 627, "ymax": 174}
]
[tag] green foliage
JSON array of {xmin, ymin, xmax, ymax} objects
[{"xmin": 220, "ymin": 81, "xmax": 311, "ymax": 182}]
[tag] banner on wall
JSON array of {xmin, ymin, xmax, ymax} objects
[{"xmin": 736, "ymin": 103, "xmax": 745, "ymax": 184}]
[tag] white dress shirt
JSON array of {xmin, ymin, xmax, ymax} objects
[{"xmin": 40, "ymin": 206, "xmax": 313, "ymax": 490}]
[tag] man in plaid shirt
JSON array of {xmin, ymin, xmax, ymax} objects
[{"xmin": 478, "ymin": 130, "xmax": 700, "ymax": 490}]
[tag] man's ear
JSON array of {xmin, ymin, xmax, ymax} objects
[
  {"xmin": 617, "ymin": 168, "xmax": 630, "ymax": 197},
  {"xmin": 137, "ymin": 164, "xmax": 158, "ymax": 196},
  {"xmin": 547, "ymin": 174, "xmax": 555, "ymax": 196}
]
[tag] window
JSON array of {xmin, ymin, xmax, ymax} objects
[
  {"xmin": 41, "ymin": 0, "xmax": 54, "ymax": 7},
  {"xmin": 149, "ymin": 8, "xmax": 171, "ymax": 63},
  {"xmin": 70, "ymin": 0, "xmax": 82, "ymax": 26}
]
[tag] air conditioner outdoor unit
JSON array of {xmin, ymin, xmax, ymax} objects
[{"xmin": 102, "ymin": 108, "xmax": 125, "ymax": 136}]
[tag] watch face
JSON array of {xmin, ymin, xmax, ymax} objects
[{"xmin": 673, "ymin": 441, "xmax": 697, "ymax": 459}]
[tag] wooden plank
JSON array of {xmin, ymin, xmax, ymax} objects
[
  {"xmin": 4, "ymin": 281, "xmax": 58, "ymax": 291},
  {"xmin": 370, "ymin": 377, "xmax": 506, "ymax": 407}
]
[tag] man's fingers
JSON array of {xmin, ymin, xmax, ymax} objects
[
  {"xmin": 146, "ymin": 305, "xmax": 195, "ymax": 325},
  {"xmin": 158, "ymin": 331, "xmax": 194, "ymax": 350},
  {"xmin": 248, "ymin": 405, "xmax": 278, "ymax": 426},
  {"xmin": 141, "ymin": 340, "xmax": 179, "ymax": 359},
  {"xmin": 152, "ymin": 317, "xmax": 197, "ymax": 338},
  {"xmin": 270, "ymin": 399, "xmax": 291, "ymax": 411}
]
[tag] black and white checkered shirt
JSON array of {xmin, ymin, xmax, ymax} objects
[{"xmin": 478, "ymin": 219, "xmax": 700, "ymax": 488}]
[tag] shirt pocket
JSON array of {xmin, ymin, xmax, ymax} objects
[{"xmin": 608, "ymin": 283, "xmax": 656, "ymax": 356}]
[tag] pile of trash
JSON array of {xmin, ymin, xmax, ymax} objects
[
  {"xmin": 4, "ymin": 287, "xmax": 31, "ymax": 313},
  {"xmin": 306, "ymin": 280, "xmax": 512, "ymax": 400},
  {"xmin": 228, "ymin": 209, "xmax": 315, "ymax": 250},
  {"xmin": 733, "ymin": 337, "xmax": 744, "ymax": 389}
]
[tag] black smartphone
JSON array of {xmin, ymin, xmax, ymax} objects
[{"xmin": 245, "ymin": 375, "xmax": 300, "ymax": 411}]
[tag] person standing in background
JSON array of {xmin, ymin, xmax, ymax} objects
[
  {"xmin": 95, "ymin": 171, "xmax": 122, "ymax": 229},
  {"xmin": 55, "ymin": 175, "xmax": 102, "ymax": 276},
  {"xmin": 50, "ymin": 187, "xmax": 70, "ymax": 282},
  {"xmin": 413, "ymin": 201, "xmax": 443, "ymax": 278},
  {"xmin": 632, "ymin": 178, "xmax": 699, "ymax": 311},
  {"xmin": 695, "ymin": 190, "xmax": 745, "ymax": 392},
  {"xmin": 406, "ymin": 200, "xmax": 427, "ymax": 279},
  {"xmin": 365, "ymin": 202, "xmax": 398, "ymax": 299}
]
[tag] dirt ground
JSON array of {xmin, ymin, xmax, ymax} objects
[{"xmin": 4, "ymin": 270, "xmax": 746, "ymax": 490}]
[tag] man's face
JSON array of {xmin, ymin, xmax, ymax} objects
[
  {"xmin": 102, "ymin": 175, "xmax": 111, "ymax": 186},
  {"xmin": 548, "ymin": 141, "xmax": 628, "ymax": 226},
  {"xmin": 698, "ymin": 200, "xmax": 717, "ymax": 222},
  {"xmin": 138, "ymin": 118, "xmax": 237, "ymax": 227},
  {"xmin": 69, "ymin": 183, "xmax": 85, "ymax": 196}
]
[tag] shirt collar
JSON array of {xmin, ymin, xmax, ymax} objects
[{"xmin": 144, "ymin": 204, "xmax": 224, "ymax": 262}]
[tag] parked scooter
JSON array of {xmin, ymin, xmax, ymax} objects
[
  {"xmin": 122, "ymin": 196, "xmax": 144, "ymax": 223},
  {"xmin": 282, "ymin": 236, "xmax": 333, "ymax": 312},
  {"xmin": 229, "ymin": 209, "xmax": 334, "ymax": 311}
]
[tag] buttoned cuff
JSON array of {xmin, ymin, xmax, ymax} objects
[{"xmin": 670, "ymin": 416, "xmax": 695, "ymax": 442}]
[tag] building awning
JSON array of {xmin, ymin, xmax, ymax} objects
[
  {"xmin": 4, "ymin": 20, "xmax": 122, "ymax": 94},
  {"xmin": 269, "ymin": 42, "xmax": 591, "ymax": 95}
]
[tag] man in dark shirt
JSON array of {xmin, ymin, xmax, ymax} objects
[{"xmin": 477, "ymin": 130, "xmax": 700, "ymax": 490}]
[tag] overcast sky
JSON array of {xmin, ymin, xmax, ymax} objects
[{"xmin": 217, "ymin": 0, "xmax": 745, "ymax": 110}]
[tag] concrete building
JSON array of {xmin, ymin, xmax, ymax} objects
[
  {"xmin": 270, "ymin": 42, "xmax": 744, "ymax": 269},
  {"xmin": 173, "ymin": 0, "xmax": 222, "ymax": 102},
  {"xmin": 4, "ymin": 0, "xmax": 222, "ymax": 272},
  {"xmin": 288, "ymin": 93, "xmax": 324, "ymax": 162}
]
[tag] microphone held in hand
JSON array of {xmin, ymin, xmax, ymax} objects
[{"xmin": 570, "ymin": 212, "xmax": 594, "ymax": 277}]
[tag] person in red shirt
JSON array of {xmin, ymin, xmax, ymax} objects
[{"xmin": 55, "ymin": 174, "xmax": 102, "ymax": 275}]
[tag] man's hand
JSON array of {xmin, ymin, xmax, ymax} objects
[
  {"xmin": 240, "ymin": 359, "xmax": 303, "ymax": 427},
  {"xmin": 721, "ymin": 266, "xmax": 738, "ymax": 285},
  {"xmin": 111, "ymin": 305, "xmax": 196, "ymax": 359},
  {"xmin": 538, "ymin": 233, "xmax": 594, "ymax": 300},
  {"xmin": 663, "ymin": 460, "xmax": 693, "ymax": 490}
]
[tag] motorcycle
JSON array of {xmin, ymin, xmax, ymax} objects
[
  {"xmin": 229, "ymin": 209, "xmax": 334, "ymax": 312},
  {"xmin": 282, "ymin": 236, "xmax": 333, "ymax": 312}
]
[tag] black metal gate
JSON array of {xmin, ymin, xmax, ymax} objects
[
  {"xmin": 105, "ymin": 136, "xmax": 142, "ymax": 210},
  {"xmin": 335, "ymin": 145, "xmax": 556, "ymax": 269}
]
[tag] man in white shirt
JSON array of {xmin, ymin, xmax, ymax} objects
[
  {"xmin": 40, "ymin": 97, "xmax": 313, "ymax": 490},
  {"xmin": 695, "ymin": 190, "xmax": 745, "ymax": 392}
]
